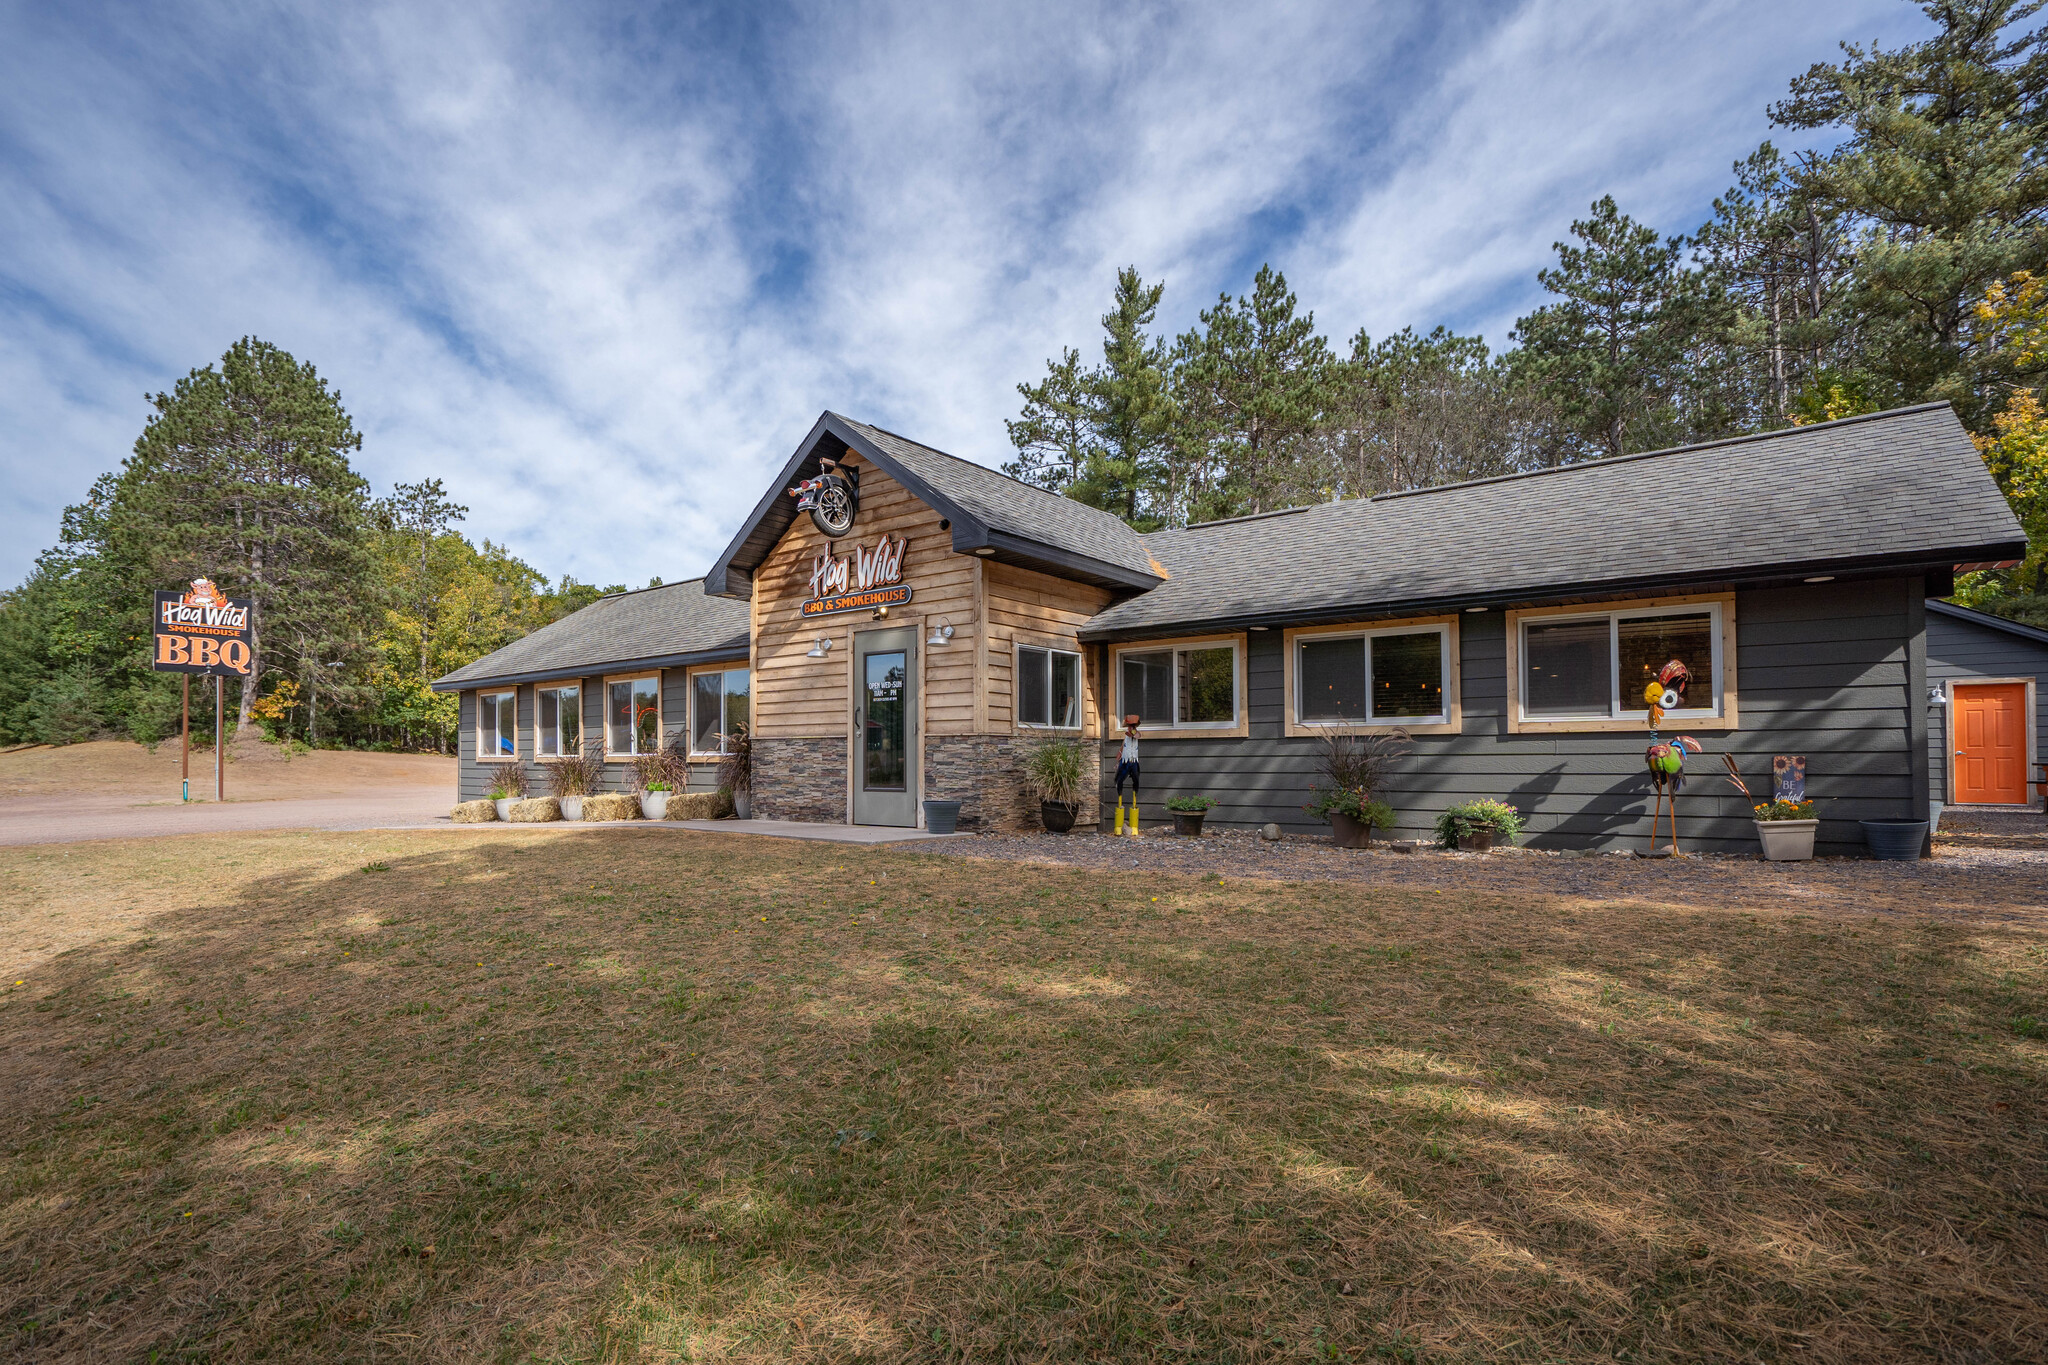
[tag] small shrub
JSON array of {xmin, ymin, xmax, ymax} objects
[
  {"xmin": 1433, "ymin": 798, "xmax": 1523, "ymax": 848},
  {"xmin": 1165, "ymin": 795, "xmax": 1215, "ymax": 813},
  {"xmin": 1026, "ymin": 738, "xmax": 1088, "ymax": 806},
  {"xmin": 1752, "ymin": 799, "xmax": 1818, "ymax": 821},
  {"xmin": 1306, "ymin": 789, "xmax": 1395, "ymax": 828}
]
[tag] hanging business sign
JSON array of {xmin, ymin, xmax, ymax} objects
[
  {"xmin": 800, "ymin": 535, "xmax": 912, "ymax": 617},
  {"xmin": 152, "ymin": 579, "xmax": 256, "ymax": 675}
]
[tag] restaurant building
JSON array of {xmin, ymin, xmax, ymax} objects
[{"xmin": 434, "ymin": 402, "xmax": 2026, "ymax": 855}]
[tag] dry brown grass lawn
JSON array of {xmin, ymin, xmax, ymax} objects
[
  {"xmin": 1, "ymin": 829, "xmax": 2043, "ymax": 1362},
  {"xmin": 0, "ymin": 740, "xmax": 452, "ymax": 802}
]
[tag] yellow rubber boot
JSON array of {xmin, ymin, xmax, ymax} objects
[
  {"xmin": 1128, "ymin": 802, "xmax": 1139, "ymax": 836},
  {"xmin": 1113, "ymin": 797, "xmax": 1125, "ymax": 835}
]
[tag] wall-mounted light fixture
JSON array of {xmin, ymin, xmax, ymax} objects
[
  {"xmin": 1929, "ymin": 687, "xmax": 1948, "ymax": 705},
  {"xmin": 872, "ymin": 604, "xmax": 890, "ymax": 620},
  {"xmin": 1804, "ymin": 575, "xmax": 1836, "ymax": 583},
  {"xmin": 1465, "ymin": 606, "xmax": 1486, "ymax": 613},
  {"xmin": 806, "ymin": 636, "xmax": 833, "ymax": 658},
  {"xmin": 926, "ymin": 619, "xmax": 955, "ymax": 647}
]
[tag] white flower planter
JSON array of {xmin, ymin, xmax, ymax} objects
[
  {"xmin": 559, "ymin": 796, "xmax": 583, "ymax": 821},
  {"xmin": 1755, "ymin": 818, "xmax": 1818, "ymax": 861},
  {"xmin": 493, "ymin": 797, "xmax": 514, "ymax": 821},
  {"xmin": 640, "ymin": 791, "xmax": 669, "ymax": 820}
]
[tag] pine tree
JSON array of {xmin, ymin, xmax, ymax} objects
[
  {"xmin": 1510, "ymin": 197, "xmax": 1696, "ymax": 458},
  {"xmin": 107, "ymin": 337, "xmax": 377, "ymax": 749}
]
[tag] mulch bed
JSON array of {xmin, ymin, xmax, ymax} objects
[{"xmin": 929, "ymin": 808, "xmax": 2048, "ymax": 925}]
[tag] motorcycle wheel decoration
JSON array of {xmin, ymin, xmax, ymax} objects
[{"xmin": 788, "ymin": 462, "xmax": 860, "ymax": 539}]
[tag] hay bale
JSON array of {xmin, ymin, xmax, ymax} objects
[
  {"xmin": 582, "ymin": 793, "xmax": 640, "ymax": 821},
  {"xmin": 451, "ymin": 799, "xmax": 497, "ymax": 823},
  {"xmin": 666, "ymin": 791, "xmax": 727, "ymax": 821},
  {"xmin": 508, "ymin": 797, "xmax": 560, "ymax": 823}
]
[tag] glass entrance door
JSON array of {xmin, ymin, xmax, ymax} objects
[{"xmin": 853, "ymin": 628, "xmax": 918, "ymax": 826}]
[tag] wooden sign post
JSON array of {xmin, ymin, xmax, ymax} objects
[
  {"xmin": 181, "ymin": 676, "xmax": 190, "ymax": 802},
  {"xmin": 150, "ymin": 579, "xmax": 254, "ymax": 804}
]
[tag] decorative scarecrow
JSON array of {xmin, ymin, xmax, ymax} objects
[
  {"xmin": 1643, "ymin": 659, "xmax": 1703, "ymax": 855},
  {"xmin": 1113, "ymin": 713, "xmax": 1141, "ymax": 836}
]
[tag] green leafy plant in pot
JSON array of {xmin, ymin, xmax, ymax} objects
[
  {"xmin": 1307, "ymin": 727, "xmax": 1409, "ymax": 848},
  {"xmin": 1165, "ymin": 794, "xmax": 1215, "ymax": 836},
  {"xmin": 1025, "ymin": 737, "xmax": 1087, "ymax": 833},
  {"xmin": 1434, "ymin": 798, "xmax": 1522, "ymax": 851},
  {"xmin": 485, "ymin": 760, "xmax": 527, "ymax": 821}
]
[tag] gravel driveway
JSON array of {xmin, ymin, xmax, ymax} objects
[{"xmin": 928, "ymin": 809, "xmax": 2048, "ymax": 926}]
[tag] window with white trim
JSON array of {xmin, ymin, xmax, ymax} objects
[
  {"xmin": 1519, "ymin": 603, "xmax": 1722, "ymax": 721},
  {"xmin": 690, "ymin": 667, "xmax": 751, "ymax": 755},
  {"xmin": 1117, "ymin": 642, "xmax": 1238, "ymax": 728},
  {"xmin": 1016, "ymin": 645, "xmax": 1082, "ymax": 728},
  {"xmin": 606, "ymin": 675, "xmax": 662, "ymax": 755},
  {"xmin": 1297, "ymin": 625, "xmax": 1449, "ymax": 725},
  {"xmin": 478, "ymin": 690, "xmax": 517, "ymax": 757},
  {"xmin": 537, "ymin": 685, "xmax": 582, "ymax": 757}
]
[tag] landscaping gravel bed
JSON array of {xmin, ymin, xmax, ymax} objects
[{"xmin": 928, "ymin": 808, "xmax": 2048, "ymax": 925}]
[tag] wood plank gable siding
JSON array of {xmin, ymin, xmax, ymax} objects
[
  {"xmin": 983, "ymin": 561, "xmax": 1112, "ymax": 737},
  {"xmin": 1100, "ymin": 578, "xmax": 1924, "ymax": 856},
  {"xmin": 454, "ymin": 674, "xmax": 723, "ymax": 802},
  {"xmin": 751, "ymin": 452, "xmax": 978, "ymax": 740},
  {"xmin": 1927, "ymin": 607, "xmax": 2048, "ymax": 805}
]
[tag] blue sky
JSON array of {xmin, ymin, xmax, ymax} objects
[{"xmin": 0, "ymin": 0, "xmax": 1928, "ymax": 590}]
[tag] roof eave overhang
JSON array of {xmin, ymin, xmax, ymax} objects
[
  {"xmin": 705, "ymin": 411, "xmax": 1162, "ymax": 597},
  {"xmin": 1077, "ymin": 541, "xmax": 2026, "ymax": 643},
  {"xmin": 430, "ymin": 642, "xmax": 751, "ymax": 693}
]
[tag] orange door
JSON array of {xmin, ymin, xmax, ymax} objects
[{"xmin": 1953, "ymin": 683, "xmax": 2028, "ymax": 805}]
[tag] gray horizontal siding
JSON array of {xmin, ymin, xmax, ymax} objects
[
  {"xmin": 456, "ymin": 668, "xmax": 729, "ymax": 803},
  {"xmin": 1102, "ymin": 578, "xmax": 1925, "ymax": 856},
  {"xmin": 1926, "ymin": 608, "xmax": 2048, "ymax": 805}
]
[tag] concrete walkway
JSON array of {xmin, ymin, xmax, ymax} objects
[{"xmin": 671, "ymin": 818, "xmax": 964, "ymax": 845}]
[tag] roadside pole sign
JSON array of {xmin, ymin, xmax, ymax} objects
[{"xmin": 152, "ymin": 579, "xmax": 253, "ymax": 803}]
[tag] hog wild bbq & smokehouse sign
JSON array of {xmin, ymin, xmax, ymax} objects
[
  {"xmin": 800, "ymin": 535, "xmax": 911, "ymax": 618},
  {"xmin": 153, "ymin": 579, "xmax": 256, "ymax": 675}
]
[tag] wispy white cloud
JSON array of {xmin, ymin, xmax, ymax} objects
[{"xmin": 0, "ymin": 0, "xmax": 1928, "ymax": 589}]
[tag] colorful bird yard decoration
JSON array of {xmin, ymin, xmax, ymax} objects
[{"xmin": 1643, "ymin": 659, "xmax": 1703, "ymax": 855}]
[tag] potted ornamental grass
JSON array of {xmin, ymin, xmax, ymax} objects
[
  {"xmin": 1165, "ymin": 794, "xmax": 1215, "ymax": 836},
  {"xmin": 1308, "ymin": 727, "xmax": 1409, "ymax": 848},
  {"xmin": 1307, "ymin": 789, "xmax": 1395, "ymax": 848},
  {"xmin": 1754, "ymin": 798, "xmax": 1820, "ymax": 861},
  {"xmin": 1435, "ymin": 798, "xmax": 1522, "ymax": 852},
  {"xmin": 717, "ymin": 721, "xmax": 752, "ymax": 819},
  {"xmin": 634, "ymin": 747, "xmax": 690, "ymax": 820},
  {"xmin": 547, "ymin": 741, "xmax": 603, "ymax": 820},
  {"xmin": 485, "ymin": 760, "xmax": 527, "ymax": 821},
  {"xmin": 1026, "ymin": 737, "xmax": 1088, "ymax": 833}
]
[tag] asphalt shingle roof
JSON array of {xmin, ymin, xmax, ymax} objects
[
  {"xmin": 837, "ymin": 417, "xmax": 1162, "ymax": 581},
  {"xmin": 1084, "ymin": 403, "xmax": 2025, "ymax": 638},
  {"xmin": 432, "ymin": 577, "xmax": 749, "ymax": 690}
]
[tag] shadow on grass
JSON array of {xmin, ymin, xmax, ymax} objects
[{"xmin": 1, "ymin": 830, "xmax": 2044, "ymax": 1363}]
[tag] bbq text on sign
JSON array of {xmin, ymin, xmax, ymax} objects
[
  {"xmin": 801, "ymin": 536, "xmax": 912, "ymax": 618},
  {"xmin": 152, "ymin": 579, "xmax": 256, "ymax": 676}
]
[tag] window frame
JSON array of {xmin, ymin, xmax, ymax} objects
[
  {"xmin": 1014, "ymin": 642, "xmax": 1084, "ymax": 731},
  {"xmin": 476, "ymin": 688, "xmax": 519, "ymax": 759},
  {"xmin": 603, "ymin": 672, "xmax": 664, "ymax": 759},
  {"xmin": 1283, "ymin": 616, "xmax": 1461, "ymax": 737},
  {"xmin": 687, "ymin": 662, "xmax": 752, "ymax": 758},
  {"xmin": 1505, "ymin": 592, "xmax": 1738, "ymax": 733},
  {"xmin": 535, "ymin": 683, "xmax": 584, "ymax": 759},
  {"xmin": 1109, "ymin": 634, "xmax": 1248, "ymax": 739}
]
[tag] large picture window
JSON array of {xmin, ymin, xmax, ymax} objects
[
  {"xmin": 1297, "ymin": 626, "xmax": 1449, "ymax": 726},
  {"xmin": 607, "ymin": 675, "xmax": 662, "ymax": 756},
  {"xmin": 1116, "ymin": 641, "xmax": 1238, "ymax": 729},
  {"xmin": 1016, "ymin": 645, "xmax": 1082, "ymax": 728},
  {"xmin": 478, "ymin": 690, "xmax": 517, "ymax": 757},
  {"xmin": 537, "ymin": 685, "xmax": 581, "ymax": 757},
  {"xmin": 690, "ymin": 667, "xmax": 751, "ymax": 755},
  {"xmin": 1519, "ymin": 603, "xmax": 1722, "ymax": 722}
]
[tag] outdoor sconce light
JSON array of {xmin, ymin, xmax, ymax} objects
[
  {"xmin": 872, "ymin": 604, "xmax": 890, "ymax": 620},
  {"xmin": 927, "ymin": 619, "xmax": 954, "ymax": 647},
  {"xmin": 1929, "ymin": 687, "xmax": 1947, "ymax": 705},
  {"xmin": 806, "ymin": 636, "xmax": 833, "ymax": 658}
]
